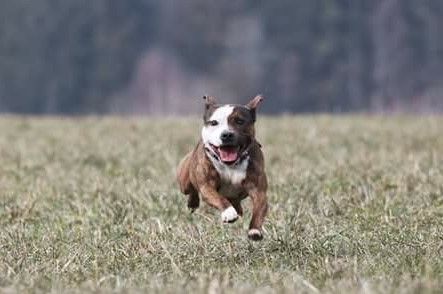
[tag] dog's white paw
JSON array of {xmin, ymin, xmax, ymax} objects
[
  {"xmin": 221, "ymin": 206, "xmax": 238, "ymax": 223},
  {"xmin": 248, "ymin": 229, "xmax": 263, "ymax": 241}
]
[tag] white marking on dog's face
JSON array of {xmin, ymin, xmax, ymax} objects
[
  {"xmin": 221, "ymin": 206, "xmax": 238, "ymax": 223},
  {"xmin": 202, "ymin": 104, "xmax": 249, "ymax": 185},
  {"xmin": 201, "ymin": 105, "xmax": 234, "ymax": 147}
]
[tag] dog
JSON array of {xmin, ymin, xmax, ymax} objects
[{"xmin": 177, "ymin": 95, "xmax": 268, "ymax": 240}]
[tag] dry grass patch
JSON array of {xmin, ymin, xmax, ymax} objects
[{"xmin": 0, "ymin": 115, "xmax": 442, "ymax": 293}]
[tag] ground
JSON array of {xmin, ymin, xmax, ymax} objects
[{"xmin": 0, "ymin": 115, "xmax": 442, "ymax": 293}]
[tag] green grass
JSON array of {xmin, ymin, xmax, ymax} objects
[{"xmin": 0, "ymin": 115, "xmax": 443, "ymax": 293}]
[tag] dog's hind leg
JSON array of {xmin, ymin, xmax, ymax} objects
[
  {"xmin": 187, "ymin": 187, "xmax": 200, "ymax": 212},
  {"xmin": 177, "ymin": 152, "xmax": 193, "ymax": 194},
  {"xmin": 177, "ymin": 152, "xmax": 200, "ymax": 211}
]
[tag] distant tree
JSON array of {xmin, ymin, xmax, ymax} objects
[
  {"xmin": 1, "ymin": 0, "xmax": 443, "ymax": 113},
  {"xmin": 0, "ymin": 0, "xmax": 158, "ymax": 113}
]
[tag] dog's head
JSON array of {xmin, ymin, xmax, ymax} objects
[{"xmin": 201, "ymin": 95, "xmax": 263, "ymax": 165}]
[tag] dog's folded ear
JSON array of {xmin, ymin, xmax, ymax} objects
[
  {"xmin": 203, "ymin": 95, "xmax": 217, "ymax": 108},
  {"xmin": 246, "ymin": 95, "xmax": 264, "ymax": 110}
]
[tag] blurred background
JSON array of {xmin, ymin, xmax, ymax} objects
[{"xmin": 0, "ymin": 0, "xmax": 442, "ymax": 115}]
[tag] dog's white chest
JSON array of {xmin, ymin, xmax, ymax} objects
[
  {"xmin": 209, "ymin": 155, "xmax": 249, "ymax": 185},
  {"xmin": 211, "ymin": 158, "xmax": 248, "ymax": 199}
]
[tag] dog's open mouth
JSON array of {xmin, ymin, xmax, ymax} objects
[{"xmin": 210, "ymin": 144, "xmax": 240, "ymax": 164}]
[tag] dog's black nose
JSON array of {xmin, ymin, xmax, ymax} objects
[{"xmin": 220, "ymin": 131, "xmax": 235, "ymax": 142}]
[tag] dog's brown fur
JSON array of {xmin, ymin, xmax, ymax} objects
[{"xmin": 177, "ymin": 96, "xmax": 268, "ymax": 240}]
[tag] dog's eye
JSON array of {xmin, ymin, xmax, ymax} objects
[
  {"xmin": 235, "ymin": 118, "xmax": 245, "ymax": 125},
  {"xmin": 209, "ymin": 120, "xmax": 218, "ymax": 126}
]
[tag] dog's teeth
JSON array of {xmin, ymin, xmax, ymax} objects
[{"xmin": 221, "ymin": 206, "xmax": 238, "ymax": 223}]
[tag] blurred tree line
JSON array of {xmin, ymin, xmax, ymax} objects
[{"xmin": 0, "ymin": 0, "xmax": 442, "ymax": 114}]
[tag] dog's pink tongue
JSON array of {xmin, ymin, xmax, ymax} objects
[{"xmin": 219, "ymin": 147, "xmax": 238, "ymax": 162}]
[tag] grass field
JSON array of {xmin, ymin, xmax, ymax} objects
[{"xmin": 0, "ymin": 115, "xmax": 443, "ymax": 293}]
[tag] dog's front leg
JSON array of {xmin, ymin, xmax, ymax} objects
[
  {"xmin": 247, "ymin": 188, "xmax": 268, "ymax": 240},
  {"xmin": 199, "ymin": 185, "xmax": 239, "ymax": 223}
]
